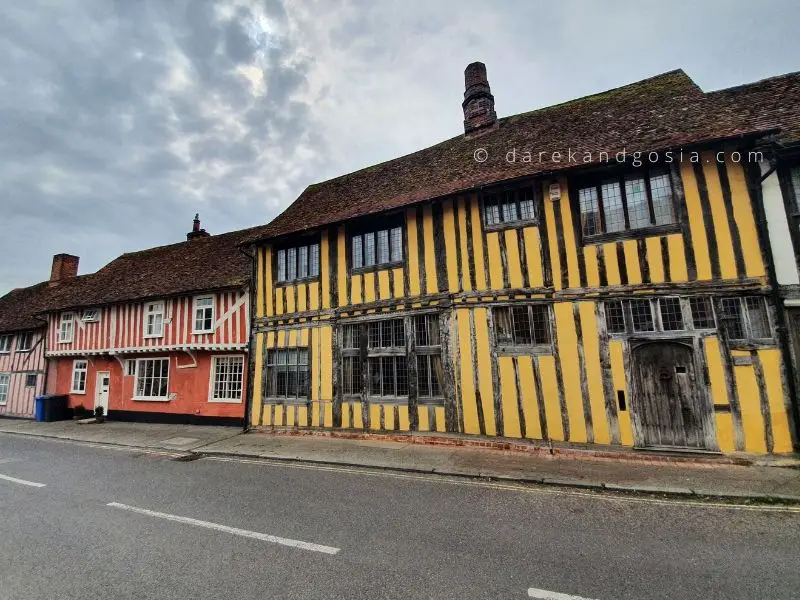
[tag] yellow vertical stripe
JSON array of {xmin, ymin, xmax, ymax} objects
[
  {"xmin": 458, "ymin": 197, "xmax": 472, "ymax": 292},
  {"xmin": 486, "ymin": 232, "xmax": 504, "ymax": 291},
  {"xmin": 275, "ymin": 287, "xmax": 284, "ymax": 315},
  {"xmin": 603, "ymin": 242, "xmax": 620, "ymax": 286},
  {"xmin": 337, "ymin": 227, "xmax": 347, "ymax": 307},
  {"xmin": 498, "ymin": 357, "xmax": 521, "ymax": 438},
  {"xmin": 714, "ymin": 413, "xmax": 735, "ymax": 454},
  {"xmin": 276, "ymin": 329, "xmax": 286, "ymax": 347},
  {"xmin": 704, "ymin": 337, "xmax": 729, "ymax": 406},
  {"xmin": 352, "ymin": 402, "xmax": 363, "ymax": 429},
  {"xmin": 646, "ymin": 237, "xmax": 664, "ymax": 283},
  {"xmin": 398, "ymin": 405, "xmax": 410, "ymax": 431},
  {"xmin": 369, "ymin": 404, "xmax": 381, "ymax": 430},
  {"xmin": 434, "ymin": 406, "xmax": 446, "ymax": 432},
  {"xmin": 442, "ymin": 199, "xmax": 460, "ymax": 293},
  {"xmin": 623, "ymin": 240, "xmax": 642, "ymax": 285},
  {"xmin": 517, "ymin": 356, "xmax": 541, "ymax": 439},
  {"xmin": 666, "ymin": 234, "xmax": 688, "ymax": 282},
  {"xmin": 504, "ymin": 229, "xmax": 524, "ymax": 289},
  {"xmin": 523, "ymin": 227, "xmax": 544, "ymax": 288},
  {"xmin": 323, "ymin": 401, "xmax": 333, "ymax": 428},
  {"xmin": 406, "ymin": 208, "xmax": 421, "ymax": 296},
  {"xmin": 702, "ymin": 155, "xmax": 737, "ymax": 279},
  {"xmin": 264, "ymin": 403, "xmax": 272, "ymax": 426},
  {"xmin": 321, "ymin": 230, "xmax": 331, "ymax": 309},
  {"xmin": 363, "ymin": 272, "xmax": 376, "ymax": 303},
  {"xmin": 285, "ymin": 285, "xmax": 295, "ymax": 314},
  {"xmin": 732, "ymin": 352, "xmax": 767, "ymax": 453},
  {"xmin": 299, "ymin": 327, "xmax": 309, "ymax": 346},
  {"xmin": 267, "ymin": 330, "xmax": 277, "ymax": 348},
  {"xmin": 680, "ymin": 162, "xmax": 712, "ymax": 280},
  {"xmin": 609, "ymin": 340, "xmax": 633, "ymax": 446},
  {"xmin": 311, "ymin": 328, "xmax": 320, "ymax": 402},
  {"xmin": 418, "ymin": 405, "xmax": 430, "ymax": 431},
  {"xmin": 474, "ymin": 307, "xmax": 496, "ymax": 436},
  {"xmin": 470, "ymin": 196, "xmax": 488, "ymax": 290},
  {"xmin": 759, "ymin": 349, "xmax": 793, "ymax": 453},
  {"xmin": 311, "ymin": 401, "xmax": 320, "ymax": 427},
  {"xmin": 543, "ymin": 192, "xmax": 562, "ymax": 291},
  {"xmin": 378, "ymin": 270, "xmax": 390, "ymax": 300},
  {"xmin": 296, "ymin": 283, "xmax": 307, "ymax": 313},
  {"xmin": 274, "ymin": 404, "xmax": 284, "ymax": 427},
  {"xmin": 320, "ymin": 326, "xmax": 332, "ymax": 405},
  {"xmin": 297, "ymin": 405, "xmax": 308, "ymax": 428},
  {"xmin": 578, "ymin": 302, "xmax": 610, "ymax": 445},
  {"xmin": 341, "ymin": 402, "xmax": 350, "ymax": 428},
  {"xmin": 559, "ymin": 181, "xmax": 581, "ymax": 289},
  {"xmin": 584, "ymin": 245, "xmax": 600, "ymax": 288},
  {"xmin": 256, "ymin": 248, "xmax": 265, "ymax": 318},
  {"xmin": 384, "ymin": 405, "xmax": 395, "ymax": 431},
  {"xmin": 251, "ymin": 333, "xmax": 264, "ymax": 427},
  {"xmin": 392, "ymin": 268, "xmax": 404, "ymax": 298},
  {"xmin": 351, "ymin": 274, "xmax": 363, "ymax": 304},
  {"xmin": 264, "ymin": 247, "xmax": 274, "ymax": 317},
  {"xmin": 423, "ymin": 204, "xmax": 438, "ymax": 294},
  {"xmin": 457, "ymin": 309, "xmax": 480, "ymax": 434},
  {"xmin": 308, "ymin": 282, "xmax": 320, "ymax": 311},
  {"xmin": 554, "ymin": 302, "xmax": 587, "ymax": 442},
  {"xmin": 538, "ymin": 355, "xmax": 563, "ymax": 441},
  {"xmin": 288, "ymin": 328, "xmax": 297, "ymax": 347},
  {"xmin": 286, "ymin": 405, "xmax": 295, "ymax": 427},
  {"xmin": 726, "ymin": 160, "xmax": 765, "ymax": 278}
]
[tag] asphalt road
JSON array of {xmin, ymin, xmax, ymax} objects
[{"xmin": 0, "ymin": 434, "xmax": 798, "ymax": 600}]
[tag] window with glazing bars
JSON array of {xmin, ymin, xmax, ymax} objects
[
  {"xmin": 718, "ymin": 297, "xmax": 771, "ymax": 340},
  {"xmin": 629, "ymin": 299, "xmax": 655, "ymax": 332},
  {"xmin": 658, "ymin": 297, "xmax": 685, "ymax": 331},
  {"xmin": 483, "ymin": 186, "xmax": 536, "ymax": 227},
  {"xmin": 604, "ymin": 301, "xmax": 626, "ymax": 333},
  {"xmin": 367, "ymin": 318, "xmax": 407, "ymax": 398},
  {"xmin": 266, "ymin": 348, "xmax": 310, "ymax": 400},
  {"xmin": 493, "ymin": 305, "xmax": 551, "ymax": 346},
  {"xmin": 352, "ymin": 227, "xmax": 403, "ymax": 269},
  {"xmin": 689, "ymin": 297, "xmax": 715, "ymax": 329},
  {"xmin": 341, "ymin": 324, "xmax": 362, "ymax": 396},
  {"xmin": 578, "ymin": 170, "xmax": 675, "ymax": 237},
  {"xmin": 276, "ymin": 243, "xmax": 320, "ymax": 282},
  {"xmin": 414, "ymin": 314, "xmax": 443, "ymax": 399}
]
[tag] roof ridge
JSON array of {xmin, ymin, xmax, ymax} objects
[{"xmin": 707, "ymin": 70, "xmax": 800, "ymax": 95}]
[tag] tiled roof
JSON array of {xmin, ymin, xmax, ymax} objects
[
  {"xmin": 0, "ymin": 283, "xmax": 51, "ymax": 333},
  {"xmin": 243, "ymin": 69, "xmax": 771, "ymax": 244},
  {"xmin": 707, "ymin": 71, "xmax": 800, "ymax": 145}
]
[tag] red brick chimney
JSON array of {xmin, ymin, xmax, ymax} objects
[
  {"xmin": 186, "ymin": 213, "xmax": 210, "ymax": 241},
  {"xmin": 50, "ymin": 254, "xmax": 80, "ymax": 283},
  {"xmin": 462, "ymin": 62, "xmax": 497, "ymax": 137}
]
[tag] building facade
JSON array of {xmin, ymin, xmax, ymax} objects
[{"xmin": 245, "ymin": 65, "xmax": 797, "ymax": 454}]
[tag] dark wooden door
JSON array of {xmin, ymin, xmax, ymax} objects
[{"xmin": 631, "ymin": 341, "xmax": 707, "ymax": 449}]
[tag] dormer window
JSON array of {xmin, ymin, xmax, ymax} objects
[
  {"xmin": 144, "ymin": 301, "xmax": 165, "ymax": 338},
  {"xmin": 482, "ymin": 185, "xmax": 536, "ymax": 228},
  {"xmin": 276, "ymin": 243, "xmax": 320, "ymax": 283},
  {"xmin": 81, "ymin": 308, "xmax": 100, "ymax": 323},
  {"xmin": 59, "ymin": 312, "xmax": 74, "ymax": 343}
]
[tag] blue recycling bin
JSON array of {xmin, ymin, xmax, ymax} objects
[{"xmin": 34, "ymin": 395, "xmax": 47, "ymax": 422}]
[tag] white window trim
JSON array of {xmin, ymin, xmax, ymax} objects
[
  {"xmin": 71, "ymin": 359, "xmax": 88, "ymax": 394},
  {"xmin": 16, "ymin": 332, "xmax": 34, "ymax": 352},
  {"xmin": 133, "ymin": 357, "xmax": 171, "ymax": 401},
  {"xmin": 124, "ymin": 359, "xmax": 136, "ymax": 377},
  {"xmin": 0, "ymin": 372, "xmax": 9, "ymax": 405},
  {"xmin": 192, "ymin": 295, "xmax": 216, "ymax": 334},
  {"xmin": 81, "ymin": 308, "xmax": 100, "ymax": 323},
  {"xmin": 0, "ymin": 334, "xmax": 11, "ymax": 354},
  {"xmin": 208, "ymin": 354, "xmax": 245, "ymax": 403},
  {"xmin": 143, "ymin": 301, "xmax": 165, "ymax": 339},
  {"xmin": 59, "ymin": 312, "xmax": 74, "ymax": 343}
]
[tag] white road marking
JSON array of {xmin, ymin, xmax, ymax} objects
[
  {"xmin": 528, "ymin": 588, "xmax": 601, "ymax": 600},
  {"xmin": 0, "ymin": 473, "xmax": 46, "ymax": 488},
  {"xmin": 106, "ymin": 502, "xmax": 340, "ymax": 555}
]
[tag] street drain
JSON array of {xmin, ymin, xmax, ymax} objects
[{"xmin": 171, "ymin": 453, "xmax": 203, "ymax": 462}]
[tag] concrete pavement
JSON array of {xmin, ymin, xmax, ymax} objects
[
  {"xmin": 1, "ymin": 434, "xmax": 799, "ymax": 600},
  {"xmin": 0, "ymin": 417, "xmax": 798, "ymax": 502}
]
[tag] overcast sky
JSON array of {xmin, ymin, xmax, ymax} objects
[{"xmin": 1, "ymin": 0, "xmax": 799, "ymax": 290}]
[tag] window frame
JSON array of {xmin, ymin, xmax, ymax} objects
[
  {"xmin": 143, "ymin": 301, "xmax": 165, "ymax": 339},
  {"xmin": 348, "ymin": 214, "xmax": 405, "ymax": 274},
  {"xmin": 192, "ymin": 295, "xmax": 216, "ymax": 334},
  {"xmin": 0, "ymin": 373, "xmax": 9, "ymax": 405},
  {"xmin": 81, "ymin": 308, "xmax": 100, "ymax": 323},
  {"xmin": 0, "ymin": 334, "xmax": 12, "ymax": 353},
  {"xmin": 574, "ymin": 166, "xmax": 680, "ymax": 243},
  {"xmin": 59, "ymin": 312, "xmax": 74, "ymax": 343},
  {"xmin": 492, "ymin": 304, "xmax": 553, "ymax": 354},
  {"xmin": 125, "ymin": 359, "xmax": 136, "ymax": 377},
  {"xmin": 133, "ymin": 357, "xmax": 171, "ymax": 401},
  {"xmin": 274, "ymin": 239, "xmax": 322, "ymax": 285},
  {"xmin": 481, "ymin": 183, "xmax": 538, "ymax": 231},
  {"xmin": 717, "ymin": 296, "xmax": 772, "ymax": 342},
  {"xmin": 25, "ymin": 373, "xmax": 37, "ymax": 387},
  {"xmin": 779, "ymin": 163, "xmax": 800, "ymax": 269},
  {"xmin": 265, "ymin": 347, "xmax": 311, "ymax": 403},
  {"xmin": 209, "ymin": 355, "xmax": 245, "ymax": 403},
  {"xmin": 16, "ymin": 331, "xmax": 34, "ymax": 352},
  {"xmin": 71, "ymin": 359, "xmax": 88, "ymax": 394}
]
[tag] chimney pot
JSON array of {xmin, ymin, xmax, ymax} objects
[
  {"xmin": 50, "ymin": 254, "xmax": 80, "ymax": 283},
  {"xmin": 462, "ymin": 61, "xmax": 497, "ymax": 137},
  {"xmin": 187, "ymin": 213, "xmax": 210, "ymax": 241}
]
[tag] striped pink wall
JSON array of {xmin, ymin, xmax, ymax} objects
[
  {"xmin": 46, "ymin": 290, "xmax": 249, "ymax": 356},
  {"xmin": 0, "ymin": 329, "xmax": 46, "ymax": 418}
]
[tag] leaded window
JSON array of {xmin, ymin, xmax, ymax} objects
[
  {"xmin": 276, "ymin": 243, "xmax": 320, "ymax": 283},
  {"xmin": 493, "ymin": 305, "xmax": 551, "ymax": 347},
  {"xmin": 483, "ymin": 185, "xmax": 536, "ymax": 227},
  {"xmin": 719, "ymin": 297, "xmax": 771, "ymax": 340},
  {"xmin": 352, "ymin": 227, "xmax": 403, "ymax": 270}
]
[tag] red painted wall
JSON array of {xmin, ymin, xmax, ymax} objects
[{"xmin": 51, "ymin": 351, "xmax": 246, "ymax": 419}]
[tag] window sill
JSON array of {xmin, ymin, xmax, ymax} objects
[
  {"xmin": 351, "ymin": 261, "xmax": 403, "ymax": 275},
  {"xmin": 366, "ymin": 396, "xmax": 409, "ymax": 404},
  {"xmin": 58, "ymin": 340, "xmax": 73, "ymax": 345},
  {"xmin": 264, "ymin": 397, "xmax": 310, "ymax": 404},
  {"xmin": 275, "ymin": 276, "xmax": 320, "ymax": 288},
  {"xmin": 482, "ymin": 218, "xmax": 538, "ymax": 233},
  {"xmin": 143, "ymin": 335, "xmax": 164, "ymax": 340},
  {"xmin": 16, "ymin": 349, "xmax": 32, "ymax": 354},
  {"xmin": 209, "ymin": 398, "xmax": 242, "ymax": 404},
  {"xmin": 192, "ymin": 330, "xmax": 214, "ymax": 336},
  {"xmin": 582, "ymin": 223, "xmax": 680, "ymax": 245},
  {"xmin": 496, "ymin": 344, "xmax": 553, "ymax": 356},
  {"xmin": 133, "ymin": 397, "xmax": 171, "ymax": 402},
  {"xmin": 0, "ymin": 351, "xmax": 9, "ymax": 355},
  {"xmin": 70, "ymin": 390, "xmax": 86, "ymax": 395}
]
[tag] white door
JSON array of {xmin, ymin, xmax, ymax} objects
[{"xmin": 95, "ymin": 372, "xmax": 110, "ymax": 415}]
